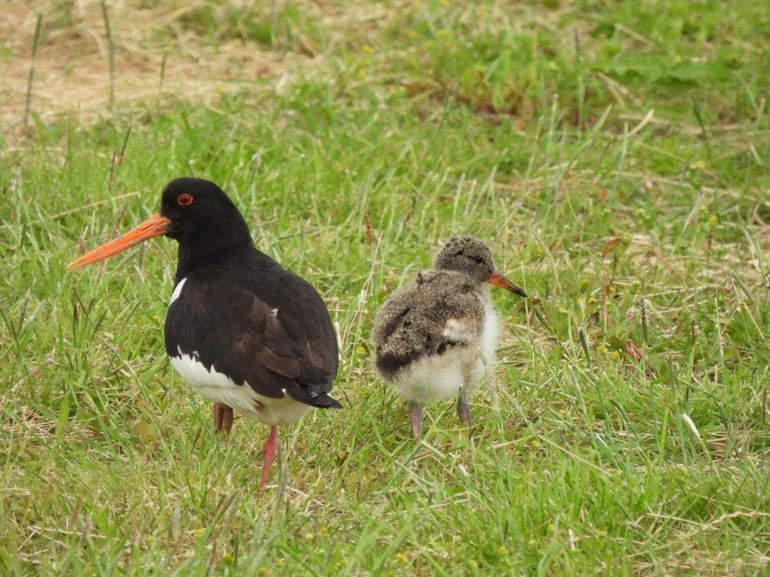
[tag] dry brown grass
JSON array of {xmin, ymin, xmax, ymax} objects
[{"xmin": 0, "ymin": 1, "xmax": 326, "ymax": 137}]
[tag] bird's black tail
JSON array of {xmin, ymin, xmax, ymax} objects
[{"xmin": 289, "ymin": 384, "xmax": 343, "ymax": 409}]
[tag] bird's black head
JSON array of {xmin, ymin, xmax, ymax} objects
[
  {"xmin": 160, "ymin": 178, "xmax": 252, "ymax": 248},
  {"xmin": 66, "ymin": 177, "xmax": 254, "ymax": 274},
  {"xmin": 435, "ymin": 235, "xmax": 527, "ymax": 297}
]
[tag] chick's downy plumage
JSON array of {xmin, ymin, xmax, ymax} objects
[
  {"xmin": 373, "ymin": 270, "xmax": 484, "ymax": 379},
  {"xmin": 373, "ymin": 235, "xmax": 527, "ymax": 436}
]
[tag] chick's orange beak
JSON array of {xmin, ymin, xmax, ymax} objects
[
  {"xmin": 67, "ymin": 213, "xmax": 171, "ymax": 270},
  {"xmin": 486, "ymin": 271, "xmax": 527, "ymax": 298}
]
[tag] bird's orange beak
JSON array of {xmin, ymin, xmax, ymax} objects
[
  {"xmin": 67, "ymin": 213, "xmax": 171, "ymax": 270},
  {"xmin": 486, "ymin": 271, "xmax": 527, "ymax": 297}
]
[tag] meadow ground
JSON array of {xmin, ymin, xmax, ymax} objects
[{"xmin": 1, "ymin": 1, "xmax": 770, "ymax": 575}]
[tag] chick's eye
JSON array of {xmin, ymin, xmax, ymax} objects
[
  {"xmin": 177, "ymin": 193, "xmax": 194, "ymax": 206},
  {"xmin": 471, "ymin": 256, "xmax": 484, "ymax": 264}
]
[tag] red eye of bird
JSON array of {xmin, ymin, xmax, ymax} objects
[{"xmin": 177, "ymin": 193, "xmax": 194, "ymax": 206}]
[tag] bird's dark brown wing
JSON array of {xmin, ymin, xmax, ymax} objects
[{"xmin": 165, "ymin": 274, "xmax": 340, "ymax": 408}]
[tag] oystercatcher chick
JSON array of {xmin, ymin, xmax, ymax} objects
[
  {"xmin": 68, "ymin": 177, "xmax": 341, "ymax": 489},
  {"xmin": 373, "ymin": 236, "xmax": 526, "ymax": 437}
]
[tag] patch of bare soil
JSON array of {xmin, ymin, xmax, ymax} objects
[{"xmin": 0, "ymin": 1, "xmax": 317, "ymax": 139}]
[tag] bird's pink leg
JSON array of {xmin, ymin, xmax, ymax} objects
[
  {"xmin": 213, "ymin": 403, "xmax": 234, "ymax": 432},
  {"xmin": 408, "ymin": 401, "xmax": 423, "ymax": 438},
  {"xmin": 457, "ymin": 387, "xmax": 471, "ymax": 428},
  {"xmin": 260, "ymin": 425, "xmax": 278, "ymax": 490}
]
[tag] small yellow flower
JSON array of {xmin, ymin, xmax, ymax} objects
[
  {"xmin": 222, "ymin": 553, "xmax": 234, "ymax": 565},
  {"xmin": 258, "ymin": 568, "xmax": 269, "ymax": 576},
  {"xmin": 362, "ymin": 45, "xmax": 374, "ymax": 54},
  {"xmin": 498, "ymin": 545, "xmax": 509, "ymax": 555},
  {"xmin": 276, "ymin": 558, "xmax": 285, "ymax": 567},
  {"xmin": 396, "ymin": 553, "xmax": 409, "ymax": 564},
  {"xmin": 610, "ymin": 350, "xmax": 620, "ymax": 361},
  {"xmin": 319, "ymin": 526, "xmax": 330, "ymax": 536},
  {"xmin": 707, "ymin": 214, "xmax": 718, "ymax": 227}
]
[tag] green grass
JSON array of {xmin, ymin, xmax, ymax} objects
[{"xmin": 2, "ymin": 0, "xmax": 770, "ymax": 575}]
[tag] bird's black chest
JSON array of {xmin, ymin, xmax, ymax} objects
[{"xmin": 162, "ymin": 276, "xmax": 233, "ymax": 366}]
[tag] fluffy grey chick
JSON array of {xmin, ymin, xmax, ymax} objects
[{"xmin": 373, "ymin": 235, "xmax": 527, "ymax": 437}]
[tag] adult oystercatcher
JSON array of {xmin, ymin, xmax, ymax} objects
[
  {"xmin": 373, "ymin": 235, "xmax": 526, "ymax": 437},
  {"xmin": 68, "ymin": 177, "xmax": 341, "ymax": 488}
]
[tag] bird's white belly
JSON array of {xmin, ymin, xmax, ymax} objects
[
  {"xmin": 388, "ymin": 346, "xmax": 492, "ymax": 403},
  {"xmin": 479, "ymin": 297, "xmax": 499, "ymax": 366},
  {"xmin": 169, "ymin": 350, "xmax": 311, "ymax": 426},
  {"xmin": 388, "ymin": 298, "xmax": 499, "ymax": 404},
  {"xmin": 388, "ymin": 349, "xmax": 478, "ymax": 402}
]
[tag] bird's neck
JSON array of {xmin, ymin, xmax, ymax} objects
[{"xmin": 174, "ymin": 233, "xmax": 253, "ymax": 279}]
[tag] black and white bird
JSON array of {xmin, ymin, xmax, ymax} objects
[
  {"xmin": 68, "ymin": 177, "xmax": 341, "ymax": 489},
  {"xmin": 373, "ymin": 236, "xmax": 526, "ymax": 437}
]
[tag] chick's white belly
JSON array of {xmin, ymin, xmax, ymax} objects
[
  {"xmin": 479, "ymin": 298, "xmax": 500, "ymax": 366},
  {"xmin": 387, "ymin": 303, "xmax": 500, "ymax": 404},
  {"xmin": 169, "ymin": 351, "xmax": 311, "ymax": 426},
  {"xmin": 389, "ymin": 347, "xmax": 487, "ymax": 403}
]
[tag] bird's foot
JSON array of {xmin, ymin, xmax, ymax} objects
[
  {"xmin": 408, "ymin": 401, "xmax": 423, "ymax": 438},
  {"xmin": 213, "ymin": 403, "xmax": 234, "ymax": 433},
  {"xmin": 457, "ymin": 388, "xmax": 472, "ymax": 429},
  {"xmin": 260, "ymin": 426, "xmax": 278, "ymax": 490}
]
